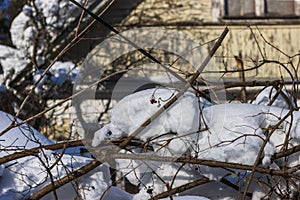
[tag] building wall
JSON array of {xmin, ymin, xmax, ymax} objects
[
  {"xmin": 190, "ymin": 25, "xmax": 300, "ymax": 79},
  {"xmin": 110, "ymin": 0, "xmax": 300, "ymax": 80},
  {"xmin": 50, "ymin": 1, "xmax": 300, "ymax": 140},
  {"xmin": 120, "ymin": 0, "xmax": 212, "ymax": 26}
]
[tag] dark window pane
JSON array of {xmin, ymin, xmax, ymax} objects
[
  {"xmin": 227, "ymin": 0, "xmax": 241, "ymax": 16},
  {"xmin": 266, "ymin": 0, "xmax": 295, "ymax": 16},
  {"xmin": 243, "ymin": 0, "xmax": 255, "ymax": 16},
  {"xmin": 226, "ymin": 0, "xmax": 255, "ymax": 16}
]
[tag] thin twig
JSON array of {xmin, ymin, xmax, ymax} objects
[
  {"xmin": 108, "ymin": 153, "xmax": 298, "ymax": 177},
  {"xmin": 75, "ymin": 0, "xmax": 89, "ymax": 37},
  {"xmin": 28, "ymin": 159, "xmax": 101, "ymax": 200},
  {"xmin": 0, "ymin": 0, "xmax": 114, "ymax": 136},
  {"xmin": 149, "ymin": 177, "xmax": 210, "ymax": 200},
  {"xmin": 242, "ymin": 109, "xmax": 294, "ymax": 199}
]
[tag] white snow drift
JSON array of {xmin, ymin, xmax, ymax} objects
[
  {"xmin": 0, "ymin": 111, "xmax": 132, "ymax": 200},
  {"xmin": 92, "ymin": 87, "xmax": 300, "ymax": 199}
]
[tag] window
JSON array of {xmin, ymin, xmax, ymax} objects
[
  {"xmin": 265, "ymin": 0, "xmax": 295, "ymax": 17},
  {"xmin": 221, "ymin": 0, "xmax": 299, "ymax": 19},
  {"xmin": 224, "ymin": 0, "xmax": 255, "ymax": 17}
]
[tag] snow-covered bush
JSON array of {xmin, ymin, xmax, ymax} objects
[
  {"xmin": 0, "ymin": 0, "xmax": 85, "ymax": 135},
  {"xmin": 10, "ymin": 0, "xmax": 91, "ymax": 58},
  {"xmin": 0, "ymin": 0, "xmax": 299, "ymax": 199},
  {"xmin": 0, "ymin": 0, "xmax": 88, "ymax": 95},
  {"xmin": 0, "ymin": 111, "xmax": 133, "ymax": 200},
  {"xmin": 91, "ymin": 87, "xmax": 300, "ymax": 199},
  {"xmin": 255, "ymin": 86, "xmax": 296, "ymax": 109}
]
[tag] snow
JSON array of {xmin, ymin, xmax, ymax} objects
[
  {"xmin": 33, "ymin": 69, "xmax": 49, "ymax": 94},
  {"xmin": 0, "ymin": 111, "xmax": 131, "ymax": 200},
  {"xmin": 49, "ymin": 61, "xmax": 77, "ymax": 85},
  {"xmin": 31, "ymin": 60, "xmax": 79, "ymax": 93},
  {"xmin": 133, "ymin": 188, "xmax": 209, "ymax": 200},
  {"xmin": 1, "ymin": 0, "xmax": 299, "ymax": 198},
  {"xmin": 1, "ymin": 84, "xmax": 298, "ymax": 199},
  {"xmin": 0, "ymin": 43, "xmax": 79, "ymax": 93},
  {"xmin": 198, "ymin": 103, "xmax": 300, "ymax": 180},
  {"xmin": 255, "ymin": 86, "xmax": 296, "ymax": 109},
  {"xmin": 10, "ymin": 0, "xmax": 92, "ymax": 56},
  {"xmin": 160, "ymin": 196, "xmax": 209, "ymax": 200},
  {"xmin": 0, "ymin": 0, "xmax": 86, "ymax": 94},
  {"xmin": 92, "ymin": 88, "xmax": 299, "ymax": 168},
  {"xmin": 0, "ymin": 153, "xmax": 120, "ymax": 199},
  {"xmin": 0, "ymin": 111, "xmax": 54, "ymax": 156},
  {"xmin": 0, "ymin": 44, "xmax": 29, "ymax": 87},
  {"xmin": 0, "ymin": 85, "xmax": 6, "ymax": 94},
  {"xmin": 0, "ymin": 0, "xmax": 9, "ymax": 9},
  {"xmin": 10, "ymin": 10, "xmax": 32, "ymax": 54},
  {"xmin": 93, "ymin": 88, "xmax": 211, "ymax": 149},
  {"xmin": 91, "ymin": 87, "xmax": 300, "ymax": 199}
]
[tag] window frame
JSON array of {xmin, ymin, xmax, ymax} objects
[{"xmin": 212, "ymin": 0, "xmax": 300, "ymax": 22}]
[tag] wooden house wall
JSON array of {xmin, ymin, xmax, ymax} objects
[{"xmin": 87, "ymin": 0, "xmax": 300, "ymax": 80}]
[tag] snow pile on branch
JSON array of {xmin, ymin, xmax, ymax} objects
[
  {"xmin": 0, "ymin": 0, "xmax": 90, "ymax": 93},
  {"xmin": 92, "ymin": 88, "xmax": 211, "ymax": 153},
  {"xmin": 49, "ymin": 61, "xmax": 78, "ymax": 85},
  {"xmin": 200, "ymin": 103, "xmax": 300, "ymax": 166},
  {"xmin": 0, "ymin": 111, "xmax": 54, "ymax": 156},
  {"xmin": 33, "ymin": 61, "xmax": 78, "ymax": 93},
  {"xmin": 92, "ymin": 87, "xmax": 300, "ymax": 199},
  {"xmin": 0, "ymin": 45, "xmax": 29, "ymax": 90},
  {"xmin": 0, "ymin": 109, "xmax": 210, "ymax": 199},
  {"xmin": 10, "ymin": 0, "xmax": 89, "ymax": 56},
  {"xmin": 92, "ymin": 88, "xmax": 299, "ymax": 167},
  {"xmin": 92, "ymin": 88, "xmax": 211, "ymax": 143}
]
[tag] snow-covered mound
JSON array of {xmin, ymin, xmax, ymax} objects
[
  {"xmin": 200, "ymin": 103, "xmax": 300, "ymax": 167},
  {"xmin": 255, "ymin": 86, "xmax": 296, "ymax": 109},
  {"xmin": 0, "ymin": 42, "xmax": 79, "ymax": 93},
  {"xmin": 133, "ymin": 191, "xmax": 209, "ymax": 200},
  {"xmin": 92, "ymin": 88, "xmax": 300, "ymax": 167},
  {"xmin": 33, "ymin": 61, "xmax": 79, "ymax": 93},
  {"xmin": 49, "ymin": 61, "xmax": 78, "ymax": 85},
  {"xmin": 0, "ymin": 153, "xmax": 120, "ymax": 200},
  {"xmin": 0, "ymin": 0, "xmax": 86, "ymax": 94},
  {"xmin": 91, "ymin": 88, "xmax": 300, "ymax": 199},
  {"xmin": 92, "ymin": 88, "xmax": 212, "ymax": 152},
  {"xmin": 0, "ymin": 111, "xmax": 54, "ymax": 156},
  {"xmin": 0, "ymin": 110, "xmax": 132, "ymax": 199}
]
